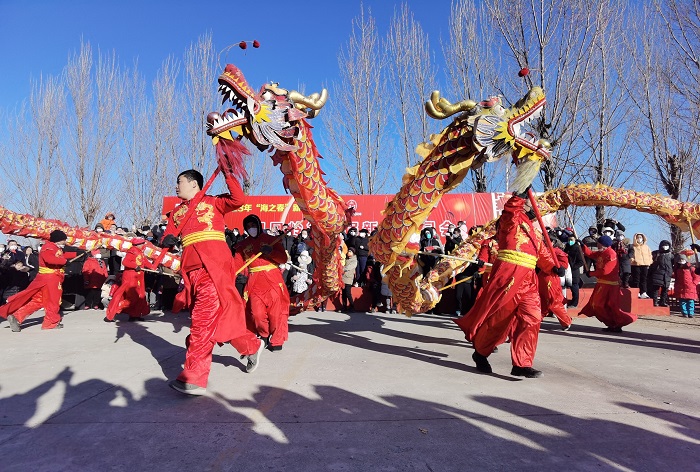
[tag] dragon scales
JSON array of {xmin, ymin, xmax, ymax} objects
[
  {"xmin": 417, "ymin": 183, "xmax": 700, "ymax": 315},
  {"xmin": 206, "ymin": 64, "xmax": 351, "ymax": 307},
  {"xmin": 369, "ymin": 88, "xmax": 553, "ymax": 316}
]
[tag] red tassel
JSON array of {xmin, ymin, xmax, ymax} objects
[
  {"xmin": 239, "ymin": 41, "xmax": 247, "ymax": 50},
  {"xmin": 518, "ymin": 67, "xmax": 530, "ymax": 77},
  {"xmin": 215, "ymin": 138, "xmax": 250, "ymax": 181},
  {"xmin": 253, "ymin": 40, "xmax": 260, "ymax": 48}
]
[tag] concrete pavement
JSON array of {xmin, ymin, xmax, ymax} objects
[{"xmin": 0, "ymin": 308, "xmax": 698, "ymax": 471}]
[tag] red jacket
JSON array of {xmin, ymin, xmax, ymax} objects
[
  {"xmin": 582, "ymin": 245, "xmax": 618, "ymax": 283},
  {"xmin": 673, "ymin": 266, "xmax": 700, "ymax": 299},
  {"xmin": 82, "ymin": 257, "xmax": 109, "ymax": 289}
]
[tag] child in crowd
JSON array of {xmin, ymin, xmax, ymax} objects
[{"xmin": 673, "ymin": 254, "xmax": 700, "ymax": 318}]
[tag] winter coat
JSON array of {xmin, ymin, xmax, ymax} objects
[
  {"xmin": 445, "ymin": 235, "xmax": 462, "ymax": 254},
  {"xmin": 25, "ymin": 252, "xmax": 39, "ymax": 282},
  {"xmin": 342, "ymin": 255, "xmax": 357, "ymax": 285},
  {"xmin": 564, "ymin": 241, "xmax": 585, "ymax": 271},
  {"xmin": 630, "ymin": 233, "xmax": 653, "ymax": 266},
  {"xmin": 354, "ymin": 235, "xmax": 370, "ymax": 258},
  {"xmin": 82, "ymin": 257, "xmax": 109, "ymax": 289},
  {"xmin": 613, "ymin": 239, "xmax": 631, "ymax": 274},
  {"xmin": 673, "ymin": 265, "xmax": 700, "ymax": 299},
  {"xmin": 650, "ymin": 240, "xmax": 674, "ymax": 287}
]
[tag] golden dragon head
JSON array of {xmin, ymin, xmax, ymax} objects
[
  {"xmin": 425, "ymin": 86, "xmax": 552, "ymax": 164},
  {"xmin": 206, "ymin": 64, "xmax": 327, "ymax": 152}
]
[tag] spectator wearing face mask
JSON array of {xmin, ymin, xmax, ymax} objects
[
  {"xmin": 24, "ymin": 246, "xmax": 39, "ymax": 283},
  {"xmin": 564, "ymin": 235, "xmax": 585, "ymax": 307},
  {"xmin": 418, "ymin": 228, "xmax": 444, "ymax": 277},
  {"xmin": 445, "ymin": 228, "xmax": 462, "ymax": 254},
  {"xmin": 612, "ymin": 230, "xmax": 632, "ymax": 288},
  {"xmin": 581, "ymin": 226, "xmax": 599, "ymax": 270},
  {"xmin": 630, "ymin": 233, "xmax": 652, "ymax": 298},
  {"xmin": 673, "ymin": 254, "xmax": 700, "ymax": 317},
  {"xmin": 345, "ymin": 227, "xmax": 358, "ymax": 251},
  {"xmin": 353, "ymin": 229, "xmax": 371, "ymax": 285},
  {"xmin": 597, "ymin": 218, "xmax": 625, "ymax": 235},
  {"xmin": 649, "ymin": 240, "xmax": 674, "ymax": 307}
]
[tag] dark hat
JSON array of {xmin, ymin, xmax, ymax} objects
[
  {"xmin": 49, "ymin": 230, "xmax": 68, "ymax": 243},
  {"xmin": 598, "ymin": 235, "xmax": 613, "ymax": 247}
]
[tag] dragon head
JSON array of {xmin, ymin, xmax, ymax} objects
[
  {"xmin": 425, "ymin": 86, "xmax": 552, "ymax": 164},
  {"xmin": 206, "ymin": 64, "xmax": 328, "ymax": 152}
]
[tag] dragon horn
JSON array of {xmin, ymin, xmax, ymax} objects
[
  {"xmin": 425, "ymin": 90, "xmax": 477, "ymax": 119},
  {"xmin": 289, "ymin": 89, "xmax": 329, "ymax": 117}
]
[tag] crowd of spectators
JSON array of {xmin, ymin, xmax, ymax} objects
[{"xmin": 4, "ymin": 209, "xmax": 700, "ymax": 319}]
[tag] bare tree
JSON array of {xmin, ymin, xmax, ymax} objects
[
  {"xmin": 622, "ymin": 3, "xmax": 700, "ymax": 249},
  {"xmin": 575, "ymin": 0, "xmax": 639, "ymax": 224},
  {"xmin": 5, "ymin": 75, "xmax": 65, "ymax": 218},
  {"xmin": 61, "ymin": 41, "xmax": 126, "ymax": 226},
  {"xmin": 323, "ymin": 6, "xmax": 392, "ymax": 194},
  {"xmin": 443, "ymin": 0, "xmax": 501, "ymax": 191},
  {"xmin": 182, "ymin": 32, "xmax": 218, "ymax": 177},
  {"xmin": 487, "ymin": 0, "xmax": 602, "ymax": 191},
  {"xmin": 118, "ymin": 62, "xmax": 175, "ymax": 228},
  {"xmin": 387, "ymin": 3, "xmax": 438, "ymax": 168}
]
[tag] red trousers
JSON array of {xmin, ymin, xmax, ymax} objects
[
  {"xmin": 538, "ymin": 273, "xmax": 572, "ymax": 329},
  {"xmin": 0, "ymin": 273, "xmax": 63, "ymax": 329},
  {"xmin": 580, "ymin": 283, "xmax": 637, "ymax": 329},
  {"xmin": 473, "ymin": 280, "xmax": 542, "ymax": 368},
  {"xmin": 246, "ymin": 271, "xmax": 289, "ymax": 347},
  {"xmin": 177, "ymin": 268, "xmax": 261, "ymax": 388},
  {"xmin": 106, "ymin": 270, "xmax": 150, "ymax": 320}
]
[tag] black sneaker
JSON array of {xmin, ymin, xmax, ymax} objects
[
  {"xmin": 103, "ymin": 317, "xmax": 115, "ymax": 323},
  {"xmin": 169, "ymin": 379, "xmax": 206, "ymax": 396},
  {"xmin": 511, "ymin": 366, "xmax": 543, "ymax": 378},
  {"xmin": 602, "ymin": 326, "xmax": 623, "ymax": 333},
  {"xmin": 246, "ymin": 339, "xmax": 264, "ymax": 373},
  {"xmin": 268, "ymin": 345, "xmax": 283, "ymax": 352},
  {"xmin": 472, "ymin": 351, "xmax": 492, "ymax": 374},
  {"xmin": 562, "ymin": 324, "xmax": 571, "ymax": 331},
  {"xmin": 7, "ymin": 315, "xmax": 21, "ymax": 332}
]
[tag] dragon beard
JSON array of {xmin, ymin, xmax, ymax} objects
[{"xmin": 510, "ymin": 159, "xmax": 542, "ymax": 195}]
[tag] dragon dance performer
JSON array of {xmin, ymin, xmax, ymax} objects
[
  {"xmin": 580, "ymin": 235, "xmax": 637, "ymax": 332},
  {"xmin": 454, "ymin": 188, "xmax": 563, "ymax": 378},
  {"xmin": 105, "ymin": 237, "xmax": 156, "ymax": 322},
  {"xmin": 538, "ymin": 244, "xmax": 572, "ymax": 331},
  {"xmin": 163, "ymin": 168, "xmax": 264, "ymax": 396},
  {"xmin": 235, "ymin": 214, "xmax": 290, "ymax": 351},
  {"xmin": 0, "ymin": 230, "xmax": 78, "ymax": 331}
]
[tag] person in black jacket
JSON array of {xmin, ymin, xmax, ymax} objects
[
  {"xmin": 418, "ymin": 228, "xmax": 443, "ymax": 277},
  {"xmin": 564, "ymin": 235, "xmax": 585, "ymax": 307},
  {"xmin": 345, "ymin": 227, "xmax": 358, "ymax": 252},
  {"xmin": 445, "ymin": 228, "xmax": 462, "ymax": 254},
  {"xmin": 649, "ymin": 240, "xmax": 673, "ymax": 307},
  {"xmin": 613, "ymin": 231, "xmax": 632, "ymax": 288},
  {"xmin": 24, "ymin": 246, "xmax": 39, "ymax": 284},
  {"xmin": 353, "ymin": 229, "xmax": 370, "ymax": 286}
]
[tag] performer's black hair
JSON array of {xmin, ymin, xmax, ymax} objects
[{"xmin": 178, "ymin": 169, "xmax": 204, "ymax": 189}]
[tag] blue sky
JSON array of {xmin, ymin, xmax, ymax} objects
[
  {"xmin": 0, "ymin": 0, "xmax": 681, "ymax": 248},
  {"xmin": 0, "ymin": 0, "xmax": 452, "ymax": 109}
]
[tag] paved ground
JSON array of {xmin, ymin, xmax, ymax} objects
[{"xmin": 0, "ymin": 308, "xmax": 698, "ymax": 471}]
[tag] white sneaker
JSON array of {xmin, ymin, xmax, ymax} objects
[{"xmin": 246, "ymin": 339, "xmax": 264, "ymax": 373}]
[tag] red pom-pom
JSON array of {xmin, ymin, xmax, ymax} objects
[
  {"xmin": 252, "ymin": 40, "xmax": 260, "ymax": 48},
  {"xmin": 518, "ymin": 67, "xmax": 530, "ymax": 77},
  {"xmin": 239, "ymin": 41, "xmax": 247, "ymax": 50}
]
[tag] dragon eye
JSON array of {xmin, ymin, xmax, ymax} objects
[{"xmin": 538, "ymin": 139, "xmax": 552, "ymax": 150}]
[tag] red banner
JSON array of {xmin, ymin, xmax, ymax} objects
[{"xmin": 162, "ymin": 192, "xmax": 556, "ymax": 237}]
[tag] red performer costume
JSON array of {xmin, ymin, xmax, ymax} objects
[
  {"xmin": 165, "ymin": 168, "xmax": 263, "ymax": 396},
  {"xmin": 454, "ymin": 192, "xmax": 559, "ymax": 378},
  {"xmin": 580, "ymin": 236, "xmax": 637, "ymax": 332},
  {"xmin": 82, "ymin": 250, "xmax": 109, "ymax": 309},
  {"xmin": 105, "ymin": 239, "xmax": 155, "ymax": 321},
  {"xmin": 538, "ymin": 246, "xmax": 572, "ymax": 330},
  {"xmin": 0, "ymin": 230, "xmax": 77, "ymax": 331},
  {"xmin": 477, "ymin": 236, "xmax": 499, "ymax": 285},
  {"xmin": 235, "ymin": 214, "xmax": 290, "ymax": 351}
]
